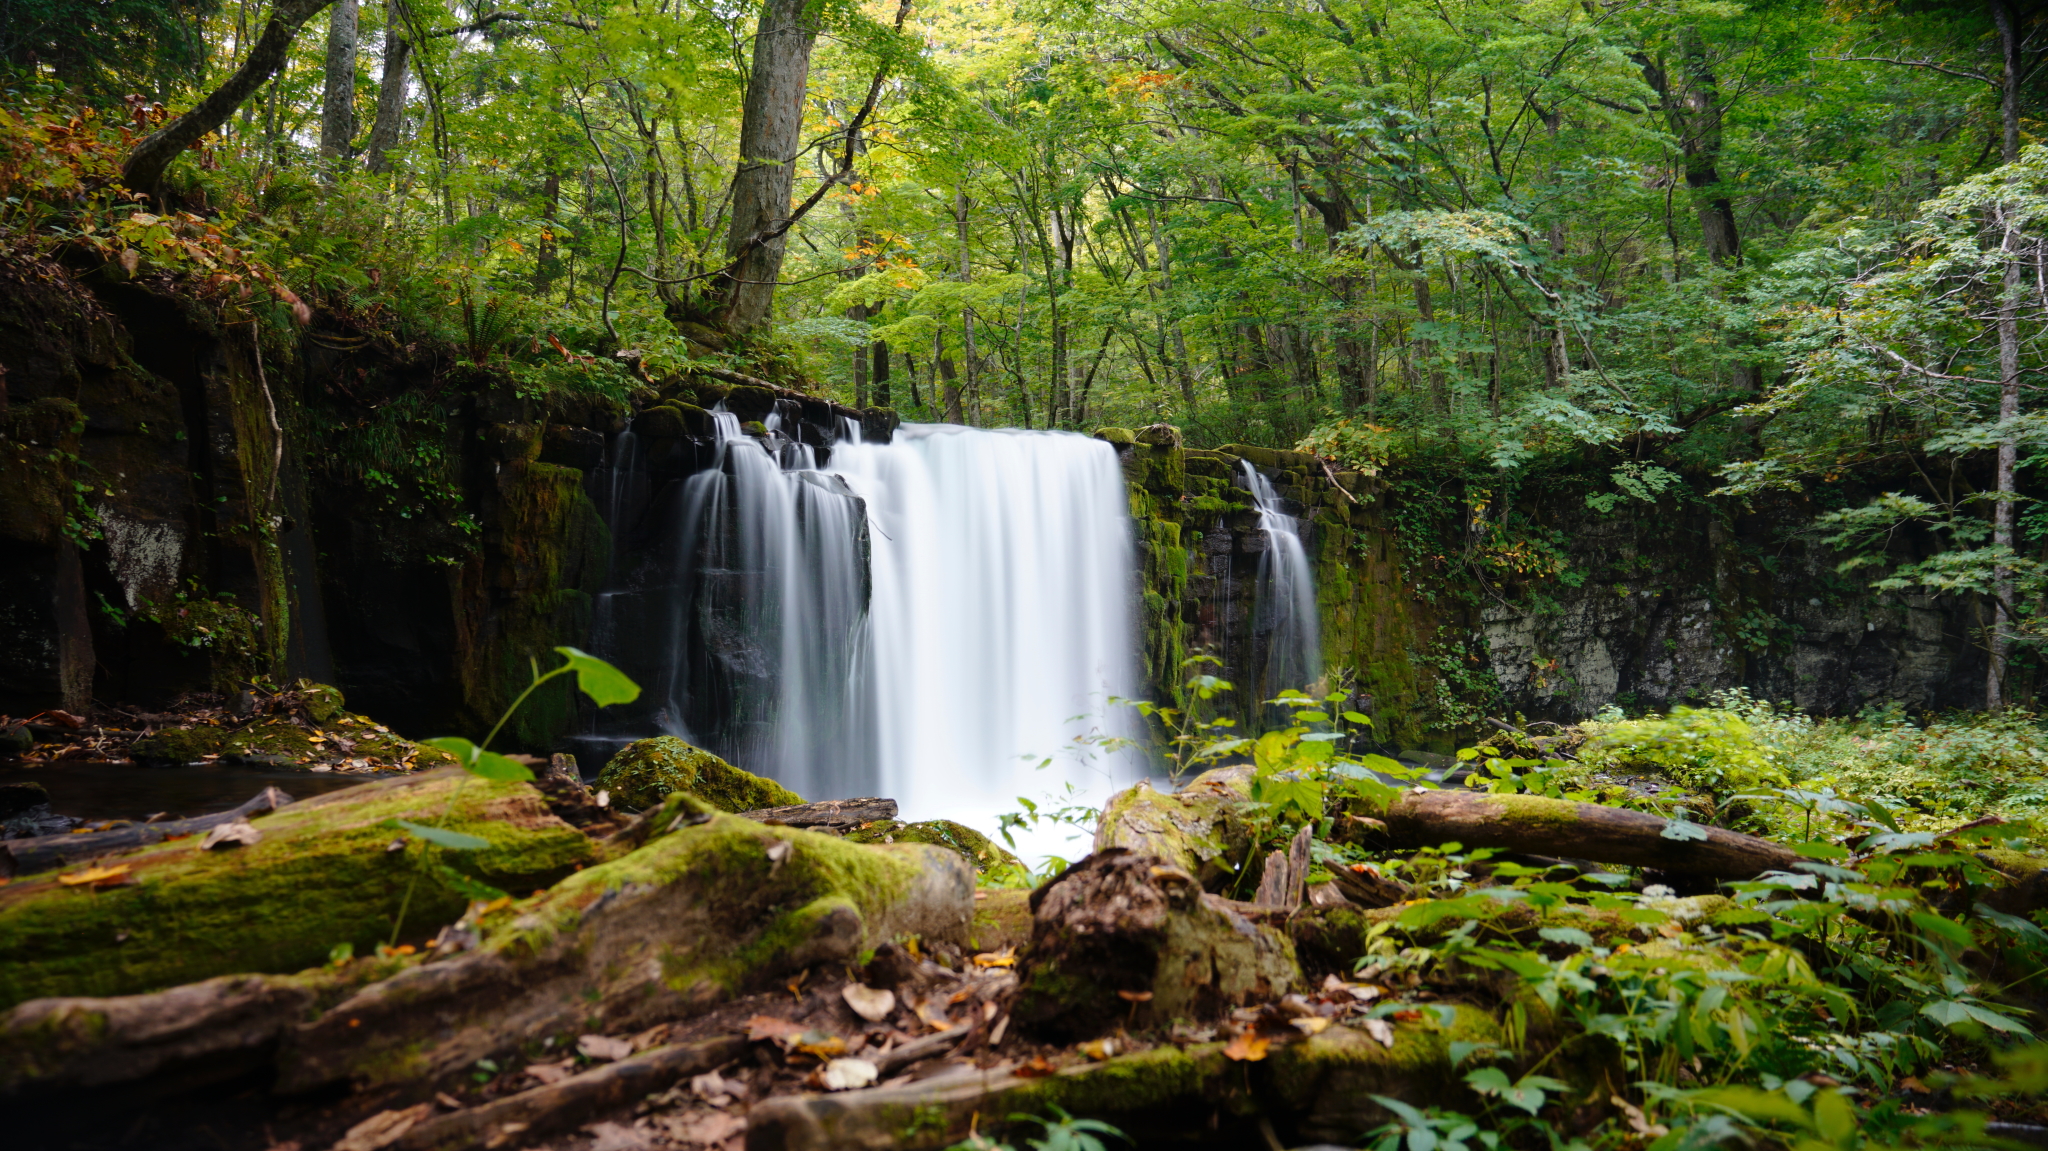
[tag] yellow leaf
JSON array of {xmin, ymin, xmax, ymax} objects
[
  {"xmin": 1223, "ymin": 1032, "xmax": 1269, "ymax": 1061},
  {"xmin": 58, "ymin": 864, "xmax": 130, "ymax": 886},
  {"xmin": 973, "ymin": 948, "xmax": 1017, "ymax": 968}
]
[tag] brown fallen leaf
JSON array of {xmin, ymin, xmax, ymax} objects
[
  {"xmin": 1222, "ymin": 1032, "xmax": 1270, "ymax": 1062},
  {"xmin": 1015, "ymin": 1056, "xmax": 1058, "ymax": 1078},
  {"xmin": 1290, "ymin": 1016, "xmax": 1332, "ymax": 1036},
  {"xmin": 523, "ymin": 1059, "xmax": 574, "ymax": 1085},
  {"xmin": 746, "ymin": 1015, "xmax": 805, "ymax": 1044},
  {"xmin": 582, "ymin": 1120, "xmax": 650, "ymax": 1151},
  {"xmin": 663, "ymin": 1111, "xmax": 746, "ymax": 1147},
  {"xmin": 332, "ymin": 1103, "xmax": 433, "ymax": 1151},
  {"xmin": 1361, "ymin": 1018, "xmax": 1396, "ymax": 1048},
  {"xmin": 578, "ymin": 1033, "xmax": 634, "ymax": 1062}
]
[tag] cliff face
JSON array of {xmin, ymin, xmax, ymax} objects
[
  {"xmin": 0, "ymin": 254, "xmax": 616, "ymax": 748},
  {"xmin": 1104, "ymin": 429, "xmax": 1991, "ymax": 749}
]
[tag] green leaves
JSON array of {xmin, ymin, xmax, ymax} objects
[
  {"xmin": 1462, "ymin": 1067, "xmax": 1568, "ymax": 1115},
  {"xmin": 424, "ymin": 737, "xmax": 535, "ymax": 782},
  {"xmin": 552, "ymin": 646, "xmax": 640, "ymax": 707},
  {"xmin": 385, "ymin": 818, "xmax": 491, "ymax": 851}
]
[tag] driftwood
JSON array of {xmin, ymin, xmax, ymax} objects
[
  {"xmin": 1253, "ymin": 824, "xmax": 1313, "ymax": 908},
  {"xmin": 0, "ymin": 786, "xmax": 295, "ymax": 877},
  {"xmin": 1382, "ymin": 789, "xmax": 1800, "ymax": 879},
  {"xmin": 737, "ymin": 797, "xmax": 898, "ymax": 831},
  {"xmin": 396, "ymin": 1034, "xmax": 749, "ymax": 1151}
]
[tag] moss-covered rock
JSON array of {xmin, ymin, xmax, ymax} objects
[
  {"xmin": 0, "ymin": 769, "xmax": 597, "ymax": 1010},
  {"xmin": 843, "ymin": 819, "xmax": 1022, "ymax": 874},
  {"xmin": 129, "ymin": 725, "xmax": 228, "ymax": 763},
  {"xmin": 1093, "ymin": 427, "xmax": 1136, "ymax": 445},
  {"xmin": 595, "ymin": 736, "xmax": 802, "ymax": 812},
  {"xmin": 298, "ymin": 680, "xmax": 347, "ymax": 723},
  {"xmin": 634, "ymin": 404, "xmax": 690, "ymax": 439}
]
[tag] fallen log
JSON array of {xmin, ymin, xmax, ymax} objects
[
  {"xmin": 396, "ymin": 1033, "xmax": 749, "ymax": 1151},
  {"xmin": 1382, "ymin": 789, "xmax": 1799, "ymax": 879},
  {"xmin": 745, "ymin": 1011, "xmax": 1505, "ymax": 1151},
  {"xmin": 0, "ymin": 795, "xmax": 974, "ymax": 1101},
  {"xmin": 274, "ymin": 796, "xmax": 974, "ymax": 1096},
  {"xmin": 0, "ymin": 769, "xmax": 597, "ymax": 1011},
  {"xmin": 0, "ymin": 785, "xmax": 296, "ymax": 877},
  {"xmin": 737, "ymin": 797, "xmax": 898, "ymax": 831}
]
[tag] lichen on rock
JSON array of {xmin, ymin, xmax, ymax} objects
[{"xmin": 595, "ymin": 736, "xmax": 802, "ymax": 812}]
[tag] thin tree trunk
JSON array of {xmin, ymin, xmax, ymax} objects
[
  {"xmin": 319, "ymin": 0, "xmax": 358, "ymax": 171},
  {"xmin": 124, "ymin": 0, "xmax": 341, "ymax": 192},
  {"xmin": 363, "ymin": 1, "xmax": 410, "ymax": 174},
  {"xmin": 718, "ymin": 0, "xmax": 823, "ymax": 332},
  {"xmin": 1989, "ymin": 0, "xmax": 2023, "ymax": 708},
  {"xmin": 872, "ymin": 341, "xmax": 891, "ymax": 408}
]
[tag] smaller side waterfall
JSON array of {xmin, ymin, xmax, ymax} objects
[{"xmin": 1241, "ymin": 460, "xmax": 1322, "ymax": 704}]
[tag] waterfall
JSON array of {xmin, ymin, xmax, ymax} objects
[
  {"xmin": 1241, "ymin": 460, "xmax": 1322, "ymax": 706},
  {"xmin": 829, "ymin": 427, "xmax": 1142, "ymax": 844},
  {"xmin": 586, "ymin": 418, "xmax": 1141, "ymax": 861}
]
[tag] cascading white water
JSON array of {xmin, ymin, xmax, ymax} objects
[
  {"xmin": 827, "ymin": 426, "xmax": 1143, "ymax": 857},
  {"xmin": 664, "ymin": 413, "xmax": 874, "ymax": 800},
  {"xmin": 1241, "ymin": 460, "xmax": 1322, "ymax": 703}
]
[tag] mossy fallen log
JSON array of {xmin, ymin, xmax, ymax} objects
[
  {"xmin": 274, "ymin": 796, "xmax": 974, "ymax": 1095},
  {"xmin": 746, "ymin": 1011, "xmax": 1503, "ymax": 1151},
  {"xmin": 0, "ymin": 796, "xmax": 974, "ymax": 1101},
  {"xmin": 1382, "ymin": 788, "xmax": 1799, "ymax": 878},
  {"xmin": 0, "ymin": 769, "xmax": 597, "ymax": 1011}
]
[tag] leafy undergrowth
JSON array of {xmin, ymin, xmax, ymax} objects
[{"xmin": 985, "ymin": 667, "xmax": 2048, "ymax": 1151}]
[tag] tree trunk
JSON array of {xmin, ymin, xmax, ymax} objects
[
  {"xmin": 1989, "ymin": 0, "xmax": 2022, "ymax": 709},
  {"xmin": 872, "ymin": 340, "xmax": 891, "ymax": 408},
  {"xmin": 718, "ymin": 0, "xmax": 824, "ymax": 332},
  {"xmin": 363, "ymin": 0, "xmax": 409, "ymax": 174},
  {"xmin": 123, "ymin": 0, "xmax": 342, "ymax": 193},
  {"xmin": 319, "ymin": 0, "xmax": 359, "ymax": 169}
]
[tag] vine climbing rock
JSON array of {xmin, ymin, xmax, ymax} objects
[
  {"xmin": 1012, "ymin": 847, "xmax": 1299, "ymax": 1041},
  {"xmin": 595, "ymin": 736, "xmax": 803, "ymax": 811}
]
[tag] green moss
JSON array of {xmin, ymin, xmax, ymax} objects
[
  {"xmin": 634, "ymin": 404, "xmax": 689, "ymax": 438},
  {"xmin": 1094, "ymin": 427, "xmax": 1136, "ymax": 445},
  {"xmin": 0, "ymin": 771, "xmax": 596, "ymax": 1009},
  {"xmin": 299, "ymin": 681, "xmax": 347, "ymax": 723},
  {"xmin": 595, "ymin": 736, "xmax": 802, "ymax": 812},
  {"xmin": 970, "ymin": 888, "xmax": 1032, "ymax": 952},
  {"xmin": 843, "ymin": 819, "xmax": 1022, "ymax": 873},
  {"xmin": 487, "ymin": 802, "xmax": 922, "ymax": 995},
  {"xmin": 130, "ymin": 725, "xmax": 228, "ymax": 762},
  {"xmin": 224, "ymin": 718, "xmax": 320, "ymax": 763}
]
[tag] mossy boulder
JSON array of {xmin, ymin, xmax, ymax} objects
[
  {"xmin": 844, "ymin": 819, "xmax": 1022, "ymax": 874},
  {"xmin": 130, "ymin": 725, "xmax": 228, "ymax": 763},
  {"xmin": 1093, "ymin": 427, "xmax": 1136, "ymax": 445},
  {"xmin": 297, "ymin": 680, "xmax": 347, "ymax": 723},
  {"xmin": 0, "ymin": 769, "xmax": 597, "ymax": 1010},
  {"xmin": 595, "ymin": 736, "xmax": 801, "ymax": 812},
  {"xmin": 633, "ymin": 404, "xmax": 690, "ymax": 439}
]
